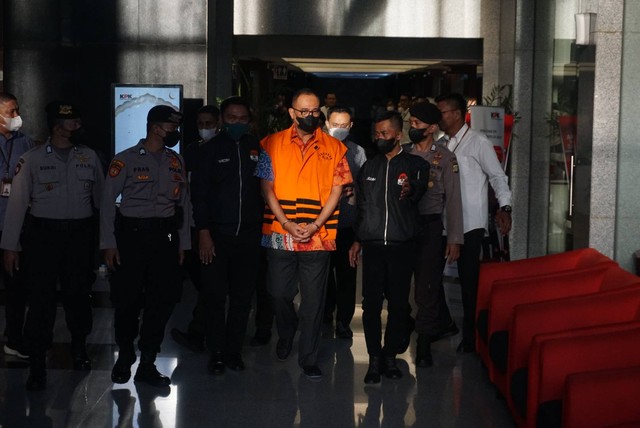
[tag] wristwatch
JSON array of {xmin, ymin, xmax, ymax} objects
[{"xmin": 501, "ymin": 205, "xmax": 512, "ymax": 213}]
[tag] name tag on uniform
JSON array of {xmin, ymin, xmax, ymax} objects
[
  {"xmin": 218, "ymin": 158, "xmax": 230, "ymax": 163},
  {"xmin": 1, "ymin": 178, "xmax": 12, "ymax": 197}
]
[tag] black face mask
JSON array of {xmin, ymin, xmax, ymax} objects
[
  {"xmin": 163, "ymin": 130, "xmax": 181, "ymax": 148},
  {"xmin": 69, "ymin": 128, "xmax": 85, "ymax": 145},
  {"xmin": 376, "ymin": 138, "xmax": 397, "ymax": 154},
  {"xmin": 408, "ymin": 127, "xmax": 428, "ymax": 144},
  {"xmin": 296, "ymin": 115, "xmax": 320, "ymax": 133}
]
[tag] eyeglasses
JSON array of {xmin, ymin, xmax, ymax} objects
[{"xmin": 291, "ymin": 107, "xmax": 322, "ymax": 118}]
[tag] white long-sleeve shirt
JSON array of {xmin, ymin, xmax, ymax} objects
[{"xmin": 442, "ymin": 123, "xmax": 511, "ymax": 234}]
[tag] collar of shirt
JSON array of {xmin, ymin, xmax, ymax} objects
[
  {"xmin": 290, "ymin": 125, "xmax": 320, "ymax": 156},
  {"xmin": 447, "ymin": 123, "xmax": 469, "ymax": 152}
]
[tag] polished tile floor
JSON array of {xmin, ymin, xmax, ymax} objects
[{"xmin": 0, "ymin": 273, "xmax": 514, "ymax": 428}]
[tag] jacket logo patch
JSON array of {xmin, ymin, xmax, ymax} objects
[
  {"xmin": 318, "ymin": 152, "xmax": 333, "ymax": 160},
  {"xmin": 397, "ymin": 173, "xmax": 408, "ymax": 186},
  {"xmin": 137, "ymin": 174, "xmax": 150, "ymax": 180},
  {"xmin": 250, "ymin": 150, "xmax": 259, "ymax": 162},
  {"xmin": 218, "ymin": 158, "xmax": 230, "ymax": 163},
  {"xmin": 366, "ymin": 177, "xmax": 376, "ymax": 181}
]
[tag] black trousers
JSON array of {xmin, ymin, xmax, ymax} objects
[
  {"xmin": 0, "ymin": 232, "xmax": 28, "ymax": 348},
  {"xmin": 266, "ymin": 249, "xmax": 331, "ymax": 367},
  {"xmin": 110, "ymin": 224, "xmax": 181, "ymax": 354},
  {"xmin": 456, "ymin": 228, "xmax": 485, "ymax": 347},
  {"xmin": 22, "ymin": 217, "xmax": 95, "ymax": 356},
  {"xmin": 325, "ymin": 227, "xmax": 358, "ymax": 326},
  {"xmin": 361, "ymin": 242, "xmax": 415, "ymax": 357},
  {"xmin": 181, "ymin": 228, "xmax": 205, "ymax": 341},
  {"xmin": 414, "ymin": 216, "xmax": 454, "ymax": 336},
  {"xmin": 200, "ymin": 232, "xmax": 261, "ymax": 354}
]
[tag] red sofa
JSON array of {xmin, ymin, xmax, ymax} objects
[
  {"xmin": 475, "ymin": 248, "xmax": 616, "ymax": 369},
  {"xmin": 524, "ymin": 321, "xmax": 640, "ymax": 428}
]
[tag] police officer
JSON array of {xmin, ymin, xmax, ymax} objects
[
  {"xmin": 406, "ymin": 102, "xmax": 464, "ymax": 366},
  {"xmin": 101, "ymin": 105, "xmax": 190, "ymax": 388},
  {"xmin": 191, "ymin": 96, "xmax": 263, "ymax": 374},
  {"xmin": 1, "ymin": 101, "xmax": 104, "ymax": 390},
  {"xmin": 0, "ymin": 92, "xmax": 34, "ymax": 359}
]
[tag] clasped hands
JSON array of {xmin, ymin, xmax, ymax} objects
[{"xmin": 283, "ymin": 221, "xmax": 319, "ymax": 243}]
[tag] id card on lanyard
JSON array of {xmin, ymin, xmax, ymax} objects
[{"xmin": 1, "ymin": 137, "xmax": 15, "ymax": 197}]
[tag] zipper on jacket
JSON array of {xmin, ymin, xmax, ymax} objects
[
  {"xmin": 383, "ymin": 159, "xmax": 390, "ymax": 245},
  {"xmin": 235, "ymin": 142, "xmax": 242, "ymax": 237}
]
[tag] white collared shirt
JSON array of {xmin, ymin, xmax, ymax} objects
[{"xmin": 442, "ymin": 123, "xmax": 511, "ymax": 234}]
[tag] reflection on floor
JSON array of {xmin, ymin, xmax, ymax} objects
[{"xmin": 0, "ymin": 274, "xmax": 515, "ymax": 428}]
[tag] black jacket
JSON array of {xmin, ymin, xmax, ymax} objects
[
  {"xmin": 354, "ymin": 149, "xmax": 429, "ymax": 244},
  {"xmin": 191, "ymin": 131, "xmax": 264, "ymax": 237}
]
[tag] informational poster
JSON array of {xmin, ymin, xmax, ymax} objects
[
  {"xmin": 111, "ymin": 84, "xmax": 183, "ymax": 157},
  {"xmin": 470, "ymin": 105, "xmax": 506, "ymax": 167}
]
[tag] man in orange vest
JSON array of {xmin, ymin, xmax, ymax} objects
[{"xmin": 255, "ymin": 88, "xmax": 352, "ymax": 380}]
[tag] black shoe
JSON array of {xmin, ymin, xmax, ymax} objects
[
  {"xmin": 225, "ymin": 353, "xmax": 245, "ymax": 371},
  {"xmin": 415, "ymin": 334, "xmax": 433, "ymax": 367},
  {"xmin": 431, "ymin": 321, "xmax": 460, "ymax": 343},
  {"xmin": 364, "ymin": 355, "xmax": 381, "ymax": 384},
  {"xmin": 276, "ymin": 338, "xmax": 293, "ymax": 361},
  {"xmin": 170, "ymin": 328, "xmax": 205, "ymax": 353},
  {"xmin": 208, "ymin": 351, "xmax": 225, "ymax": 375},
  {"xmin": 71, "ymin": 341, "xmax": 91, "ymax": 371},
  {"xmin": 134, "ymin": 362, "xmax": 171, "ymax": 387},
  {"xmin": 383, "ymin": 356, "xmax": 403, "ymax": 379},
  {"xmin": 111, "ymin": 349, "xmax": 137, "ymax": 384},
  {"xmin": 335, "ymin": 322, "xmax": 353, "ymax": 339},
  {"xmin": 456, "ymin": 341, "xmax": 476, "ymax": 354},
  {"xmin": 302, "ymin": 365, "xmax": 322, "ymax": 380},
  {"xmin": 249, "ymin": 330, "xmax": 272, "ymax": 347}
]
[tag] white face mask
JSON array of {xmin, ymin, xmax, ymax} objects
[
  {"xmin": 1, "ymin": 115, "xmax": 22, "ymax": 132},
  {"xmin": 198, "ymin": 127, "xmax": 218, "ymax": 142},
  {"xmin": 328, "ymin": 127, "xmax": 350, "ymax": 141}
]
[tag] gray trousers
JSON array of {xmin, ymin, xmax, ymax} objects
[{"xmin": 266, "ymin": 249, "xmax": 331, "ymax": 367}]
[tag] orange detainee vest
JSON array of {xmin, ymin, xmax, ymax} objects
[{"xmin": 260, "ymin": 127, "xmax": 347, "ymax": 246}]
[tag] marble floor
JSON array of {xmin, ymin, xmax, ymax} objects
[{"xmin": 0, "ymin": 273, "xmax": 515, "ymax": 428}]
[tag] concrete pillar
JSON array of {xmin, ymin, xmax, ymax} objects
[{"xmin": 589, "ymin": 0, "xmax": 624, "ymax": 259}]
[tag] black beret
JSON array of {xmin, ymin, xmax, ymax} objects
[
  {"xmin": 147, "ymin": 105, "xmax": 183, "ymax": 124},
  {"xmin": 410, "ymin": 102, "xmax": 441, "ymax": 125},
  {"xmin": 45, "ymin": 101, "xmax": 81, "ymax": 120}
]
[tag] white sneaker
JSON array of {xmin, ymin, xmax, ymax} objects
[{"xmin": 4, "ymin": 344, "xmax": 29, "ymax": 359}]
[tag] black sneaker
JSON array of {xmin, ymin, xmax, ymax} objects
[
  {"xmin": 302, "ymin": 365, "xmax": 322, "ymax": 380},
  {"xmin": 134, "ymin": 363, "xmax": 171, "ymax": 387}
]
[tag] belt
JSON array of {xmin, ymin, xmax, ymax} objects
[
  {"xmin": 118, "ymin": 216, "xmax": 176, "ymax": 231},
  {"xmin": 29, "ymin": 215, "xmax": 94, "ymax": 231}
]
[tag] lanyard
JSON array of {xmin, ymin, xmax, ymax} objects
[
  {"xmin": 448, "ymin": 126, "xmax": 470, "ymax": 154},
  {"xmin": 0, "ymin": 136, "xmax": 15, "ymax": 177}
]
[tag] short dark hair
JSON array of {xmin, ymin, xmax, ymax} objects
[
  {"xmin": 291, "ymin": 88, "xmax": 319, "ymax": 106},
  {"xmin": 0, "ymin": 92, "xmax": 17, "ymax": 104},
  {"xmin": 220, "ymin": 96, "xmax": 252, "ymax": 119},
  {"xmin": 435, "ymin": 93, "xmax": 468, "ymax": 117},
  {"xmin": 375, "ymin": 110, "xmax": 403, "ymax": 132},
  {"xmin": 198, "ymin": 105, "xmax": 220, "ymax": 117},
  {"xmin": 327, "ymin": 105, "xmax": 352, "ymax": 121}
]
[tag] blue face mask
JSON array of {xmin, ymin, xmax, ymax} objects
[{"xmin": 224, "ymin": 122, "xmax": 250, "ymax": 141}]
